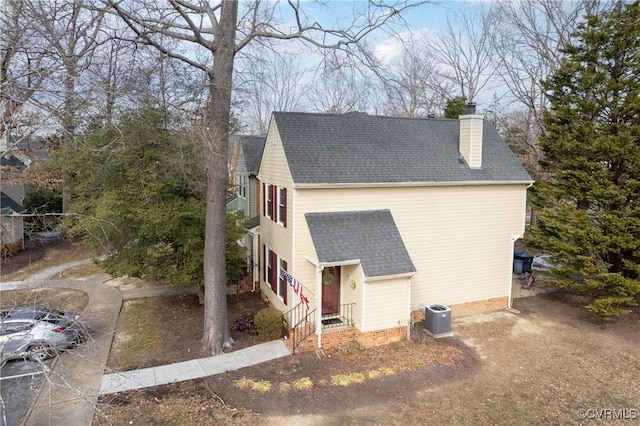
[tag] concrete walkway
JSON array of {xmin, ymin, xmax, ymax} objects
[
  {"xmin": 23, "ymin": 274, "xmax": 122, "ymax": 426},
  {"xmin": 100, "ymin": 340, "xmax": 290, "ymax": 395},
  {"xmin": 2, "ymin": 261, "xmax": 290, "ymax": 426}
]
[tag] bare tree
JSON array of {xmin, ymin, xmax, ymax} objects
[
  {"xmin": 235, "ymin": 47, "xmax": 308, "ymax": 133},
  {"xmin": 102, "ymin": 0, "xmax": 428, "ymax": 354},
  {"xmin": 430, "ymin": 4, "xmax": 496, "ymax": 103},
  {"xmin": 490, "ymin": 0, "xmax": 598, "ymax": 140},
  {"xmin": 485, "ymin": 0, "xmax": 611, "ymax": 202},
  {"xmin": 383, "ymin": 42, "xmax": 451, "ymax": 117},
  {"xmin": 306, "ymin": 63, "xmax": 372, "ymax": 114},
  {"xmin": 0, "ymin": 1, "xmax": 49, "ymax": 139},
  {"xmin": 20, "ymin": 0, "xmax": 105, "ymax": 139}
]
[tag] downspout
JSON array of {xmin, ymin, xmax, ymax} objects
[
  {"xmin": 509, "ymin": 182, "xmax": 533, "ymax": 309},
  {"xmin": 251, "ymin": 235, "xmax": 260, "ymax": 293},
  {"xmin": 251, "ymin": 231, "xmax": 259, "ymax": 292},
  {"xmin": 406, "ymin": 276, "xmax": 412, "ymax": 340},
  {"xmin": 508, "ymin": 236, "xmax": 518, "ymax": 310},
  {"xmin": 316, "ymin": 265, "xmax": 324, "ymax": 349}
]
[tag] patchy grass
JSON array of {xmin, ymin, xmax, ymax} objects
[
  {"xmin": 367, "ymin": 370, "xmax": 382, "ymax": 379},
  {"xmin": 106, "ymin": 298, "xmax": 161, "ymax": 371},
  {"xmin": 292, "ymin": 377, "xmax": 314, "ymax": 391},
  {"xmin": 2, "ymin": 243, "xmax": 95, "ymax": 281},
  {"xmin": 233, "ymin": 378, "xmax": 272, "ymax": 393},
  {"xmin": 252, "ymin": 380, "xmax": 272, "ymax": 393},
  {"xmin": 0, "ymin": 288, "xmax": 89, "ymax": 315},
  {"xmin": 379, "ymin": 366, "xmax": 396, "ymax": 376},
  {"xmin": 233, "ymin": 377, "xmax": 255, "ymax": 391},
  {"xmin": 54, "ymin": 262, "xmax": 104, "ymax": 279},
  {"xmin": 331, "ymin": 373, "xmax": 366, "ymax": 387}
]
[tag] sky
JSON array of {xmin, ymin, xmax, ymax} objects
[{"xmin": 256, "ymin": 0, "xmax": 490, "ymax": 67}]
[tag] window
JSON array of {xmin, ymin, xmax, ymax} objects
[
  {"xmin": 263, "ymin": 246, "xmax": 288, "ymax": 306},
  {"xmin": 1, "ymin": 322, "xmax": 33, "ymax": 334},
  {"xmin": 277, "ymin": 187, "xmax": 287, "ymax": 226},
  {"xmin": 238, "ymin": 175, "xmax": 246, "ymax": 199},
  {"xmin": 263, "ymin": 183, "xmax": 287, "ymax": 227},
  {"xmin": 265, "ymin": 184, "xmax": 274, "ymax": 220}
]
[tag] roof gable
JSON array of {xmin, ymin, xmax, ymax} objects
[
  {"xmin": 229, "ymin": 135, "xmax": 266, "ymax": 175},
  {"xmin": 272, "ymin": 112, "xmax": 531, "ymax": 185},
  {"xmin": 305, "ymin": 210, "xmax": 416, "ymax": 278},
  {"xmin": 1, "ymin": 191, "xmax": 24, "ymax": 214}
]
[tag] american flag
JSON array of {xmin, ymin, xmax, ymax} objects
[{"xmin": 281, "ymin": 269, "xmax": 310, "ymax": 310}]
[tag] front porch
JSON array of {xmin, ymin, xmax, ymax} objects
[{"xmin": 283, "ymin": 302, "xmax": 357, "ymax": 353}]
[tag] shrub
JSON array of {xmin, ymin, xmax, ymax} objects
[
  {"xmin": 254, "ymin": 307, "xmax": 283, "ymax": 341},
  {"xmin": 231, "ymin": 312, "xmax": 256, "ymax": 334}
]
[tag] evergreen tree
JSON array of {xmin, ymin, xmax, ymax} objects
[
  {"xmin": 528, "ymin": 1, "xmax": 640, "ymax": 319},
  {"xmin": 443, "ymin": 96, "xmax": 468, "ymax": 119},
  {"xmin": 52, "ymin": 108, "xmax": 248, "ymax": 289}
]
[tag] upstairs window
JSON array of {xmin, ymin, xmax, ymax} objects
[
  {"xmin": 277, "ymin": 187, "xmax": 287, "ymax": 226},
  {"xmin": 263, "ymin": 183, "xmax": 287, "ymax": 227},
  {"xmin": 238, "ymin": 175, "xmax": 246, "ymax": 199}
]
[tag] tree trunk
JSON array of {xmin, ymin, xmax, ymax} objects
[{"xmin": 202, "ymin": 0, "xmax": 237, "ymax": 355}]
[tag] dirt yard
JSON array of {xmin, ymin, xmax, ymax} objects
[
  {"xmin": 3, "ymin": 240, "xmax": 640, "ymax": 425},
  {"xmin": 93, "ymin": 292, "xmax": 640, "ymax": 425}
]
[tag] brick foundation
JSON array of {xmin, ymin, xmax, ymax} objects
[
  {"xmin": 288, "ymin": 296, "xmax": 509, "ymax": 353},
  {"xmin": 291, "ymin": 325, "xmax": 407, "ymax": 353},
  {"xmin": 411, "ymin": 296, "xmax": 509, "ymax": 322}
]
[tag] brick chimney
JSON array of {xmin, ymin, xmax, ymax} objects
[{"xmin": 459, "ymin": 102, "xmax": 483, "ymax": 168}]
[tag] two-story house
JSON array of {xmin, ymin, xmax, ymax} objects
[
  {"xmin": 1, "ymin": 155, "xmax": 26, "ymax": 255},
  {"xmin": 258, "ymin": 107, "xmax": 533, "ymax": 352},
  {"xmin": 227, "ymin": 135, "xmax": 266, "ymax": 288}
]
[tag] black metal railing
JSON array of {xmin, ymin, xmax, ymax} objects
[
  {"xmin": 321, "ymin": 303, "xmax": 356, "ymax": 329},
  {"xmin": 283, "ymin": 302, "xmax": 357, "ymax": 352},
  {"xmin": 283, "ymin": 302, "xmax": 316, "ymax": 354}
]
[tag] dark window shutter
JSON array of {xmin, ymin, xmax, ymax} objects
[
  {"xmin": 270, "ymin": 251, "xmax": 277, "ymax": 293},
  {"xmin": 271, "ymin": 185, "xmax": 276, "ymax": 220},
  {"xmin": 282, "ymin": 260, "xmax": 288, "ymax": 305},
  {"xmin": 262, "ymin": 183, "xmax": 266, "ymax": 216},
  {"xmin": 262, "ymin": 245, "xmax": 266, "ymax": 284},
  {"xmin": 282, "ymin": 187, "xmax": 287, "ymax": 227}
]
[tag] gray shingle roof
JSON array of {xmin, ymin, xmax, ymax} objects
[
  {"xmin": 230, "ymin": 135, "xmax": 266, "ymax": 175},
  {"xmin": 272, "ymin": 112, "xmax": 532, "ymax": 184},
  {"xmin": 1, "ymin": 191, "xmax": 24, "ymax": 214},
  {"xmin": 305, "ymin": 210, "xmax": 416, "ymax": 278},
  {"xmin": 1, "ymin": 155, "xmax": 26, "ymax": 168}
]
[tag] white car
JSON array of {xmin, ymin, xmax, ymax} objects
[{"xmin": 0, "ymin": 307, "xmax": 85, "ymax": 362}]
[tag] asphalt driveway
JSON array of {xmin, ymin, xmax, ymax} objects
[{"xmin": 0, "ymin": 359, "xmax": 51, "ymax": 426}]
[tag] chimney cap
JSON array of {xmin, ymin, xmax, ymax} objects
[{"xmin": 467, "ymin": 102, "xmax": 477, "ymax": 114}]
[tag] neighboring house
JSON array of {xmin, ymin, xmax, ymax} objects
[
  {"xmin": 0, "ymin": 134, "xmax": 51, "ymax": 167},
  {"xmin": 258, "ymin": 107, "xmax": 533, "ymax": 352},
  {"xmin": 1, "ymin": 156, "xmax": 26, "ymax": 255},
  {"xmin": 227, "ymin": 135, "xmax": 267, "ymax": 286},
  {"xmin": 1, "ymin": 133, "xmax": 51, "ymax": 255}
]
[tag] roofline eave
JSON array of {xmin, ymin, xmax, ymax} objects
[
  {"xmin": 365, "ymin": 271, "xmax": 416, "ymax": 282},
  {"xmin": 305, "ymin": 255, "xmax": 361, "ymax": 268},
  {"xmin": 293, "ymin": 180, "xmax": 534, "ymax": 189}
]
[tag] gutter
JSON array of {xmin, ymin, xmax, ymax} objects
[{"xmin": 294, "ymin": 180, "xmax": 534, "ymax": 189}]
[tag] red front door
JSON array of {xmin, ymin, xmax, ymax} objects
[{"xmin": 322, "ymin": 266, "xmax": 340, "ymax": 315}]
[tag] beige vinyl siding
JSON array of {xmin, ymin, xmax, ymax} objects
[
  {"xmin": 248, "ymin": 177, "xmax": 259, "ymax": 218},
  {"xmin": 460, "ymin": 116, "xmax": 483, "ymax": 168},
  {"xmin": 258, "ymin": 122, "xmax": 295, "ymax": 311},
  {"xmin": 361, "ymin": 278, "xmax": 410, "ymax": 332},
  {"xmin": 340, "ymin": 264, "xmax": 364, "ymax": 328},
  {"xmin": 293, "ymin": 184, "xmax": 527, "ymax": 312}
]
